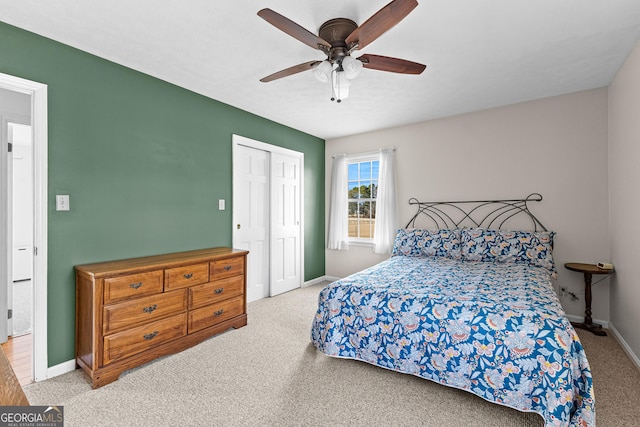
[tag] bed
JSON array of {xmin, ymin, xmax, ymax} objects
[{"xmin": 311, "ymin": 194, "xmax": 594, "ymax": 427}]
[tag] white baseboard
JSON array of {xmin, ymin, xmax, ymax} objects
[
  {"xmin": 565, "ymin": 314, "xmax": 609, "ymax": 329},
  {"xmin": 565, "ymin": 316, "xmax": 640, "ymax": 373},
  {"xmin": 302, "ymin": 276, "xmax": 326, "ymax": 287},
  {"xmin": 303, "ymin": 276, "xmax": 340, "ymax": 287},
  {"xmin": 608, "ymin": 322, "xmax": 640, "ymax": 373},
  {"xmin": 43, "ymin": 359, "xmax": 76, "ymax": 381}
]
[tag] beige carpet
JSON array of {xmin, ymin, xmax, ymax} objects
[{"xmin": 24, "ymin": 283, "xmax": 640, "ymax": 426}]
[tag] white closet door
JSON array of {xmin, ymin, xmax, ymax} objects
[
  {"xmin": 270, "ymin": 152, "xmax": 301, "ymax": 296},
  {"xmin": 233, "ymin": 145, "xmax": 269, "ymax": 303}
]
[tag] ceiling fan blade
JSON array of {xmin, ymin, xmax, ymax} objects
[
  {"xmin": 260, "ymin": 61, "xmax": 322, "ymax": 83},
  {"xmin": 359, "ymin": 54, "xmax": 426, "ymax": 74},
  {"xmin": 345, "ymin": 0, "xmax": 418, "ymax": 50},
  {"xmin": 258, "ymin": 8, "xmax": 331, "ymax": 50}
]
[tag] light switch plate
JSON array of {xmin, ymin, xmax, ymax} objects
[
  {"xmin": 56, "ymin": 195, "xmax": 70, "ymax": 211},
  {"xmin": 218, "ymin": 199, "xmax": 225, "ymax": 210}
]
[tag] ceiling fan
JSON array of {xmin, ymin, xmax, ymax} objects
[{"xmin": 258, "ymin": 0, "xmax": 426, "ymax": 102}]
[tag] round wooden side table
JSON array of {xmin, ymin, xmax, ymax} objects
[{"xmin": 564, "ymin": 262, "xmax": 613, "ymax": 336}]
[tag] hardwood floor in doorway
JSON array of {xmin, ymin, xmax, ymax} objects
[{"xmin": 1, "ymin": 334, "xmax": 32, "ymax": 385}]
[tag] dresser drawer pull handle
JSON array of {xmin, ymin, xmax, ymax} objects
[
  {"xmin": 143, "ymin": 304, "xmax": 157, "ymax": 314},
  {"xmin": 224, "ymin": 265, "xmax": 232, "ymax": 271},
  {"xmin": 143, "ymin": 331, "xmax": 159, "ymax": 341},
  {"xmin": 214, "ymin": 288, "xmax": 224, "ymax": 294},
  {"xmin": 129, "ymin": 282, "xmax": 143, "ymax": 289},
  {"xmin": 214, "ymin": 309, "xmax": 224, "ymax": 316},
  {"xmin": 183, "ymin": 273, "xmax": 193, "ymax": 279}
]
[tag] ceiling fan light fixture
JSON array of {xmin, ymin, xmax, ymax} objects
[
  {"xmin": 313, "ymin": 60, "xmax": 332, "ymax": 83},
  {"xmin": 341, "ymin": 56, "xmax": 363, "ymax": 80},
  {"xmin": 331, "ymin": 70, "xmax": 351, "ymax": 102}
]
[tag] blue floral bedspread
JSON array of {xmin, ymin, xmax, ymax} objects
[{"xmin": 311, "ymin": 256, "xmax": 594, "ymax": 427}]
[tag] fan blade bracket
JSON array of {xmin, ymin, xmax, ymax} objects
[
  {"xmin": 347, "ymin": 41, "xmax": 360, "ymax": 54},
  {"xmin": 318, "ymin": 44, "xmax": 331, "ymax": 56}
]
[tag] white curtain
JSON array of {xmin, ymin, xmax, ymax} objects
[
  {"xmin": 373, "ymin": 148, "xmax": 398, "ymax": 254},
  {"xmin": 327, "ymin": 153, "xmax": 349, "ymax": 250}
]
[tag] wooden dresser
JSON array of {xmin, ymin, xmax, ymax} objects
[{"xmin": 75, "ymin": 247, "xmax": 248, "ymax": 388}]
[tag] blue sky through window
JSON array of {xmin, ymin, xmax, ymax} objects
[{"xmin": 347, "ymin": 160, "xmax": 379, "ymax": 195}]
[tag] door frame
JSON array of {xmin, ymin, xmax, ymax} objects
[
  {"xmin": 231, "ymin": 134, "xmax": 304, "ymax": 299},
  {"xmin": 0, "ymin": 72, "xmax": 48, "ymax": 382}
]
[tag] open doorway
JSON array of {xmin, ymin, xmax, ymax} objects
[
  {"xmin": 1, "ymin": 90, "xmax": 33, "ymax": 384},
  {"xmin": 0, "ymin": 73, "xmax": 48, "ymax": 384}
]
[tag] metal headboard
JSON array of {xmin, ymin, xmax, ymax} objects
[{"xmin": 405, "ymin": 193, "xmax": 547, "ymax": 231}]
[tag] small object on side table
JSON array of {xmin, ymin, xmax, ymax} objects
[{"xmin": 564, "ymin": 262, "xmax": 614, "ymax": 336}]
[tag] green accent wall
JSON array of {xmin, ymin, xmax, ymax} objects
[{"xmin": 0, "ymin": 21, "xmax": 325, "ymax": 366}]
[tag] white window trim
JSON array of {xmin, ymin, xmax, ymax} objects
[{"xmin": 346, "ymin": 153, "xmax": 380, "ymax": 245}]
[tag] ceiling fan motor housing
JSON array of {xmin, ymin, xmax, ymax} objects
[{"xmin": 318, "ymin": 18, "xmax": 358, "ymax": 62}]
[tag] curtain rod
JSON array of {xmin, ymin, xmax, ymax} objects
[{"xmin": 331, "ymin": 147, "xmax": 395, "ymax": 159}]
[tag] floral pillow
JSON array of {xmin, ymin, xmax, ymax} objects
[
  {"xmin": 460, "ymin": 228, "xmax": 556, "ymax": 275},
  {"xmin": 392, "ymin": 229, "xmax": 461, "ymax": 259}
]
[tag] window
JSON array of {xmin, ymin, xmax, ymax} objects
[
  {"xmin": 328, "ymin": 148, "xmax": 396, "ymax": 253},
  {"xmin": 347, "ymin": 157, "xmax": 379, "ymax": 241}
]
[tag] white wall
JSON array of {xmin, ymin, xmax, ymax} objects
[
  {"xmin": 0, "ymin": 88, "xmax": 30, "ymax": 115},
  {"xmin": 326, "ymin": 88, "xmax": 610, "ymax": 321},
  {"xmin": 608, "ymin": 39, "xmax": 640, "ymax": 360}
]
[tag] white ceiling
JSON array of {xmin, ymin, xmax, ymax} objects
[{"xmin": 1, "ymin": 0, "xmax": 639, "ymax": 140}]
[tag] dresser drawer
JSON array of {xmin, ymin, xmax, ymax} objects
[
  {"xmin": 104, "ymin": 270, "xmax": 164, "ymax": 304},
  {"xmin": 164, "ymin": 263, "xmax": 209, "ymax": 291},
  {"xmin": 189, "ymin": 275, "xmax": 244, "ymax": 310},
  {"xmin": 103, "ymin": 289, "xmax": 187, "ymax": 335},
  {"xmin": 188, "ymin": 295, "xmax": 244, "ymax": 334},
  {"xmin": 103, "ymin": 313, "xmax": 187, "ymax": 365},
  {"xmin": 210, "ymin": 257, "xmax": 244, "ymax": 280}
]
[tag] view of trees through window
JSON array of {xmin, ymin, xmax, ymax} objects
[{"xmin": 348, "ymin": 159, "xmax": 379, "ymax": 239}]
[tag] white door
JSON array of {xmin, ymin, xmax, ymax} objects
[
  {"xmin": 270, "ymin": 153, "xmax": 301, "ymax": 296},
  {"xmin": 233, "ymin": 145, "xmax": 269, "ymax": 302}
]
